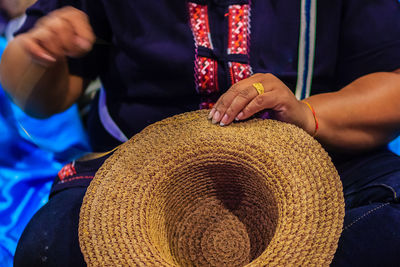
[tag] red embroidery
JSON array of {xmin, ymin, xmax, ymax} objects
[
  {"xmin": 228, "ymin": 5, "xmax": 250, "ymax": 55},
  {"xmin": 59, "ymin": 176, "xmax": 94, "ymax": 184},
  {"xmin": 188, "ymin": 3, "xmax": 218, "ymax": 98},
  {"xmin": 188, "ymin": 2, "xmax": 252, "ymax": 108},
  {"xmin": 188, "ymin": 3, "xmax": 213, "ymax": 49},
  {"xmin": 229, "ymin": 62, "xmax": 252, "ymax": 84},
  {"xmin": 58, "ymin": 163, "xmax": 76, "ymax": 181},
  {"xmin": 227, "ymin": 4, "xmax": 252, "ymax": 84},
  {"xmin": 195, "ymin": 56, "xmax": 218, "ymax": 94}
]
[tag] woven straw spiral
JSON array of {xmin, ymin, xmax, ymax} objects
[{"xmin": 79, "ymin": 110, "xmax": 344, "ymax": 266}]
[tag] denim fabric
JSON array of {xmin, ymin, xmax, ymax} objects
[
  {"xmin": 331, "ymin": 149, "xmax": 400, "ymax": 266},
  {"xmin": 13, "ymin": 188, "xmax": 87, "ymax": 267},
  {"xmin": 332, "ymin": 203, "xmax": 400, "ymax": 266},
  {"xmin": 335, "ymin": 149, "xmax": 400, "ymax": 210},
  {"xmin": 14, "ymin": 149, "xmax": 400, "ymax": 266}
]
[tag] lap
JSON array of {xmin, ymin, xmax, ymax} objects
[
  {"xmin": 332, "ymin": 148, "xmax": 400, "ymax": 265},
  {"xmin": 334, "ymin": 148, "xmax": 400, "ymax": 208},
  {"xmin": 14, "ymin": 149, "xmax": 400, "ymax": 266},
  {"xmin": 14, "ymin": 188, "xmax": 86, "ymax": 267},
  {"xmin": 332, "ymin": 203, "xmax": 400, "ymax": 266}
]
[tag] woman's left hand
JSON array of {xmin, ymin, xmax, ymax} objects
[{"xmin": 208, "ymin": 73, "xmax": 315, "ymax": 135}]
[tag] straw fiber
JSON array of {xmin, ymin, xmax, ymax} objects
[{"xmin": 79, "ymin": 110, "xmax": 344, "ymax": 266}]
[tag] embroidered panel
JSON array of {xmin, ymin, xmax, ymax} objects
[
  {"xmin": 227, "ymin": 4, "xmax": 252, "ymax": 84},
  {"xmin": 57, "ymin": 162, "xmax": 76, "ymax": 181},
  {"xmin": 227, "ymin": 4, "xmax": 251, "ymax": 55},
  {"xmin": 228, "ymin": 62, "xmax": 252, "ymax": 84},
  {"xmin": 195, "ymin": 56, "xmax": 218, "ymax": 94},
  {"xmin": 188, "ymin": 2, "xmax": 253, "ymax": 108},
  {"xmin": 188, "ymin": 3, "xmax": 213, "ymax": 49},
  {"xmin": 188, "ymin": 2, "xmax": 219, "ymax": 102}
]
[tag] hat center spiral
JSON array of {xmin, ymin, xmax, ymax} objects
[
  {"xmin": 201, "ymin": 214, "xmax": 251, "ymax": 266},
  {"xmin": 148, "ymin": 159, "xmax": 279, "ymax": 267}
]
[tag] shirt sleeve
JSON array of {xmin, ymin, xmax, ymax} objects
[
  {"xmin": 15, "ymin": 0, "xmax": 111, "ymax": 80},
  {"xmin": 335, "ymin": 0, "xmax": 400, "ymax": 87}
]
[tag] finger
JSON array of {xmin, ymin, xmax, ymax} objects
[
  {"xmin": 235, "ymin": 74, "xmax": 287, "ymax": 121},
  {"xmin": 38, "ymin": 6, "xmax": 95, "ymax": 56},
  {"xmin": 209, "ymin": 92, "xmax": 236, "ymax": 124},
  {"xmin": 56, "ymin": 7, "xmax": 95, "ymax": 51},
  {"xmin": 208, "ymin": 73, "xmax": 261, "ymax": 119},
  {"xmin": 219, "ymin": 84, "xmax": 258, "ymax": 126},
  {"xmin": 210, "ymin": 76, "xmax": 259, "ymax": 124},
  {"xmin": 238, "ymin": 90, "xmax": 279, "ymax": 121},
  {"xmin": 40, "ymin": 15, "xmax": 77, "ymax": 56},
  {"xmin": 57, "ymin": 17, "xmax": 92, "ymax": 57},
  {"xmin": 20, "ymin": 36, "xmax": 57, "ymax": 66},
  {"xmin": 30, "ymin": 27, "xmax": 65, "ymax": 60}
]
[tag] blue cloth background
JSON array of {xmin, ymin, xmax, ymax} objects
[
  {"xmin": 389, "ymin": 136, "xmax": 400, "ymax": 156},
  {"xmin": 0, "ymin": 37, "xmax": 91, "ymax": 266}
]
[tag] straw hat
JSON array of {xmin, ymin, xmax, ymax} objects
[{"xmin": 79, "ymin": 110, "xmax": 344, "ymax": 266}]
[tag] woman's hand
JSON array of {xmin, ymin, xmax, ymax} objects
[
  {"xmin": 0, "ymin": 6, "xmax": 93, "ymax": 117},
  {"xmin": 208, "ymin": 73, "xmax": 316, "ymax": 135},
  {"xmin": 16, "ymin": 6, "xmax": 95, "ymax": 66}
]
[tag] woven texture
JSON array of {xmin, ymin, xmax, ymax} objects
[{"xmin": 79, "ymin": 110, "xmax": 344, "ymax": 266}]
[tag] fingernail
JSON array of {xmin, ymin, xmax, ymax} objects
[
  {"xmin": 235, "ymin": 112, "xmax": 244, "ymax": 121},
  {"xmin": 40, "ymin": 53, "xmax": 56, "ymax": 63},
  {"xmin": 75, "ymin": 37, "xmax": 92, "ymax": 50},
  {"xmin": 208, "ymin": 108, "xmax": 215, "ymax": 120},
  {"xmin": 212, "ymin": 111, "xmax": 220, "ymax": 124},
  {"xmin": 220, "ymin": 114, "xmax": 229, "ymax": 126}
]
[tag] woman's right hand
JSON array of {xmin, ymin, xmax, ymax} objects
[{"xmin": 16, "ymin": 6, "xmax": 96, "ymax": 66}]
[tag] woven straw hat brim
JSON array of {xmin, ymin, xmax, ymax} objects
[{"xmin": 79, "ymin": 110, "xmax": 344, "ymax": 266}]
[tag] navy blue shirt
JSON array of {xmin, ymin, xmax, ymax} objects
[{"xmin": 18, "ymin": 0, "xmax": 400, "ymax": 151}]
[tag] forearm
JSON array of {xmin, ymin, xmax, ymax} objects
[
  {"xmin": 306, "ymin": 72, "xmax": 400, "ymax": 152},
  {"xmin": 0, "ymin": 36, "xmax": 84, "ymax": 118},
  {"xmin": 0, "ymin": 7, "xmax": 94, "ymax": 118}
]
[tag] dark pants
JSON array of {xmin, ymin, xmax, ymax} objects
[
  {"xmin": 331, "ymin": 150, "xmax": 400, "ymax": 266},
  {"xmin": 14, "ymin": 149, "xmax": 400, "ymax": 266}
]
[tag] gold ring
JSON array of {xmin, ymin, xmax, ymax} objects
[{"xmin": 253, "ymin": 82, "xmax": 264, "ymax": 95}]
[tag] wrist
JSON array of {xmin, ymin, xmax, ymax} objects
[{"xmin": 301, "ymin": 101, "xmax": 318, "ymax": 137}]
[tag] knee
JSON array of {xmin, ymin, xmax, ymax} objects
[{"xmin": 14, "ymin": 188, "xmax": 87, "ymax": 267}]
